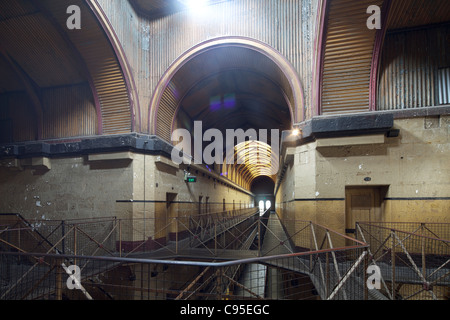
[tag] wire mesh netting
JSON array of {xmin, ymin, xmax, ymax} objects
[
  {"xmin": 357, "ymin": 222, "xmax": 450, "ymax": 300},
  {"xmin": 1, "ymin": 213, "xmax": 448, "ymax": 300},
  {"xmin": 0, "ymin": 248, "xmax": 368, "ymax": 301}
]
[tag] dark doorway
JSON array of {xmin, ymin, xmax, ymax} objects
[{"xmin": 251, "ymin": 176, "xmax": 275, "ymax": 212}]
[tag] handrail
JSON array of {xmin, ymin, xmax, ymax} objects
[
  {"xmin": 0, "ymin": 244, "xmax": 368, "ymax": 268},
  {"xmin": 357, "ymin": 221, "xmax": 450, "ymax": 243}
]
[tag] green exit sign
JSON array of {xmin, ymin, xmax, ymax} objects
[{"xmin": 186, "ymin": 176, "xmax": 197, "ymax": 183}]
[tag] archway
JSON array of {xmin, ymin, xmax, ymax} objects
[
  {"xmin": 151, "ymin": 37, "xmax": 303, "ymax": 189},
  {"xmin": 251, "ymin": 176, "xmax": 275, "ymax": 212}
]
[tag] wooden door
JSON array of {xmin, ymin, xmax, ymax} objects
[{"xmin": 345, "ymin": 187, "xmax": 382, "ymax": 236}]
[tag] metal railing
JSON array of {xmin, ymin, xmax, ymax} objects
[
  {"xmin": 0, "ymin": 212, "xmax": 371, "ymax": 300},
  {"xmin": 0, "ymin": 246, "xmax": 368, "ymax": 300},
  {"xmin": 356, "ymin": 222, "xmax": 450, "ymax": 300}
]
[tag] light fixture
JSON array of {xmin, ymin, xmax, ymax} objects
[{"xmin": 292, "ymin": 128, "xmax": 301, "ymax": 136}]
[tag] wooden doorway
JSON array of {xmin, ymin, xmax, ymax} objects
[{"xmin": 345, "ymin": 187, "xmax": 386, "ymax": 237}]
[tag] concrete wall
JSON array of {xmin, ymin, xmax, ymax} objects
[
  {"xmin": 276, "ymin": 115, "xmax": 450, "ymax": 233},
  {"xmin": 0, "ymin": 152, "xmax": 254, "ymax": 228},
  {"xmin": 0, "ymin": 155, "xmax": 133, "ymax": 222}
]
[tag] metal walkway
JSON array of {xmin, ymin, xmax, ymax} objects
[
  {"xmin": 1, "ymin": 213, "xmax": 449, "ymax": 300},
  {"xmin": 261, "ymin": 212, "xmax": 295, "ymax": 255}
]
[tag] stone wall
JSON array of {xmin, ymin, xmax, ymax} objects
[
  {"xmin": 276, "ymin": 114, "xmax": 450, "ymax": 234},
  {"xmin": 0, "ymin": 151, "xmax": 254, "ymax": 223}
]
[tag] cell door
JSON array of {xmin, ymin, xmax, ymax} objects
[{"xmin": 345, "ymin": 187, "xmax": 382, "ymax": 236}]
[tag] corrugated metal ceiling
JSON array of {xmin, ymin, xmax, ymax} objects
[
  {"xmin": 387, "ymin": 0, "xmax": 450, "ymax": 30},
  {"xmin": 157, "ymin": 45, "xmax": 293, "ymax": 143},
  {"xmin": 129, "ymin": 0, "xmax": 230, "ymax": 19},
  {"xmin": 319, "ymin": 0, "xmax": 450, "ymax": 115},
  {"xmin": 320, "ymin": 0, "xmax": 383, "ymax": 115},
  {"xmin": 0, "ymin": 1, "xmax": 85, "ymax": 90},
  {"xmin": 0, "ymin": 0, "xmax": 135, "ymax": 138}
]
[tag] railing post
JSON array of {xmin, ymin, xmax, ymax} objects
[
  {"xmin": 176, "ymin": 217, "xmax": 179, "ymax": 255},
  {"xmin": 118, "ymin": 219, "xmax": 122, "ymax": 257},
  {"xmin": 325, "ymin": 251, "xmax": 329, "ymax": 298},
  {"xmin": 364, "ymin": 247, "xmax": 369, "ymax": 300},
  {"xmin": 421, "ymin": 223, "xmax": 426, "ymax": 279},
  {"xmin": 73, "ymin": 225, "xmax": 77, "ymax": 266},
  {"xmin": 258, "ymin": 214, "xmax": 261, "ymax": 257},
  {"xmin": 214, "ymin": 220, "xmax": 217, "ymax": 256},
  {"xmin": 56, "ymin": 260, "xmax": 63, "ymax": 301},
  {"xmin": 216, "ymin": 267, "xmax": 223, "ymax": 300},
  {"xmin": 309, "ymin": 222, "xmax": 313, "ymax": 270},
  {"xmin": 391, "ymin": 230, "xmax": 396, "ymax": 300},
  {"xmin": 61, "ymin": 220, "xmax": 65, "ymax": 254}
]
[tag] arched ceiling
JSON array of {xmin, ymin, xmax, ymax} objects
[
  {"xmin": 233, "ymin": 141, "xmax": 279, "ymax": 182},
  {"xmin": 165, "ymin": 43, "xmax": 294, "ymax": 188},
  {"xmin": 0, "ymin": 0, "xmax": 136, "ymax": 139},
  {"xmin": 317, "ymin": 0, "xmax": 450, "ymax": 116},
  {"xmin": 0, "ymin": 1, "xmax": 87, "ymax": 90},
  {"xmin": 154, "ymin": 43, "xmax": 298, "ymax": 142},
  {"xmin": 250, "ymin": 175, "xmax": 275, "ymax": 195},
  {"xmin": 178, "ymin": 69, "xmax": 291, "ymax": 135}
]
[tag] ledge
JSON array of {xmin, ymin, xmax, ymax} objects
[
  {"xmin": 316, "ymin": 134, "xmax": 386, "ymax": 148},
  {"xmin": 0, "ymin": 134, "xmax": 174, "ymax": 159},
  {"xmin": 88, "ymin": 152, "xmax": 134, "ymax": 162},
  {"xmin": 281, "ymin": 112, "xmax": 396, "ymax": 158}
]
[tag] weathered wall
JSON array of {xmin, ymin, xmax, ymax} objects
[
  {"xmin": 0, "ymin": 152, "xmax": 254, "ymax": 239},
  {"xmin": 276, "ymin": 115, "xmax": 450, "ymax": 233},
  {"xmin": 0, "ymin": 155, "xmax": 133, "ymax": 222}
]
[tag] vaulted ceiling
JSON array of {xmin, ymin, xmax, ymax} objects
[
  {"xmin": 0, "ymin": 0, "xmax": 87, "ymax": 94},
  {"xmin": 0, "ymin": 0, "xmax": 136, "ymax": 139}
]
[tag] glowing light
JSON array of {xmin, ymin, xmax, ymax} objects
[
  {"xmin": 181, "ymin": 0, "xmax": 209, "ymax": 9},
  {"xmin": 259, "ymin": 200, "xmax": 265, "ymax": 214},
  {"xmin": 223, "ymin": 93, "xmax": 236, "ymax": 109},
  {"xmin": 292, "ymin": 129, "xmax": 301, "ymax": 136},
  {"xmin": 210, "ymin": 96, "xmax": 221, "ymax": 111},
  {"xmin": 210, "ymin": 93, "xmax": 236, "ymax": 111},
  {"xmin": 233, "ymin": 140, "xmax": 279, "ymax": 179}
]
